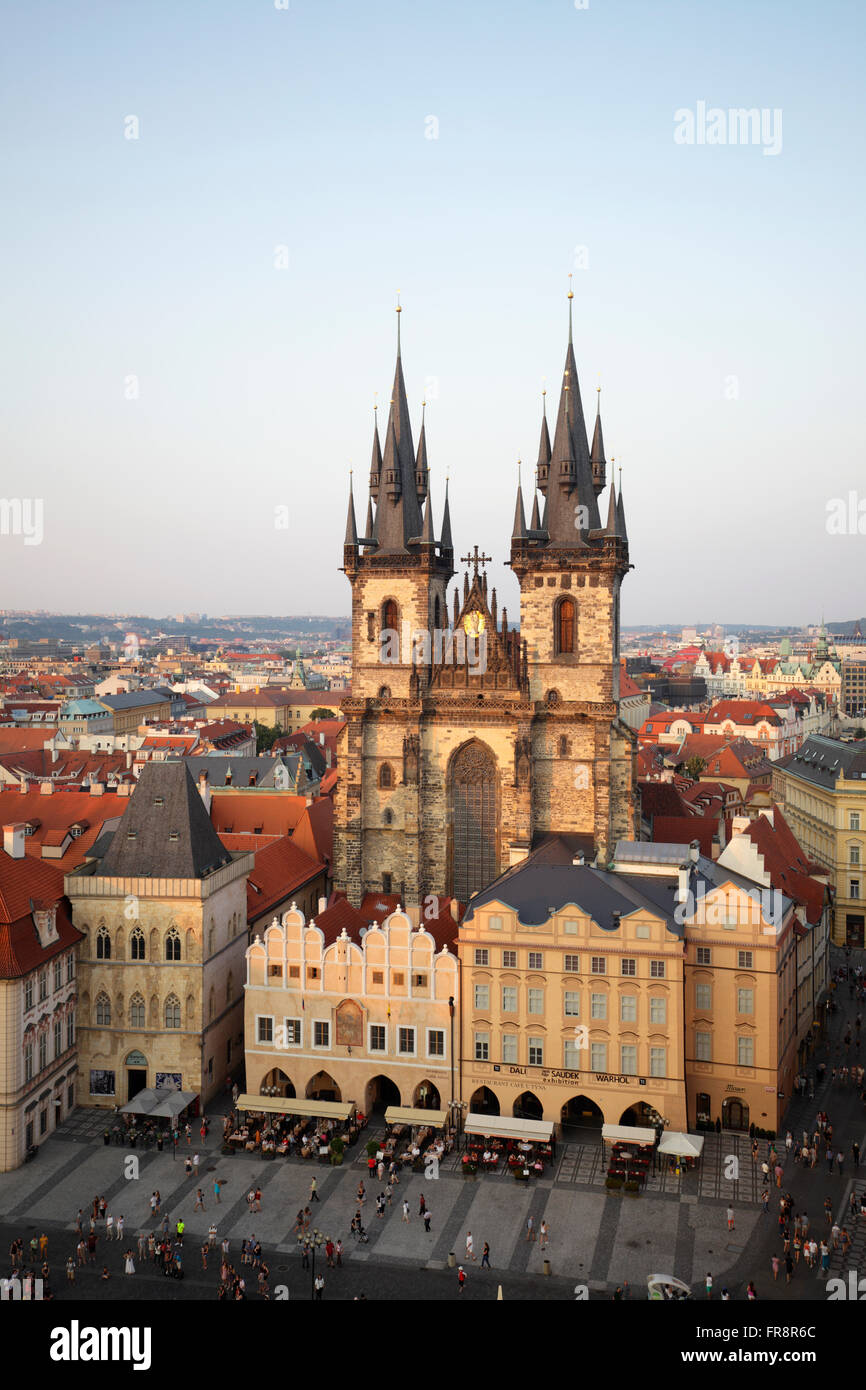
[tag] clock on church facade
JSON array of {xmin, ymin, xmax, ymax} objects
[{"xmin": 333, "ymin": 297, "xmax": 638, "ymax": 909}]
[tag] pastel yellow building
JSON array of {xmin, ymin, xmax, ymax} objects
[
  {"xmin": 774, "ymin": 735, "xmax": 866, "ymax": 947},
  {"xmin": 244, "ymin": 902, "xmax": 458, "ymax": 1115}
]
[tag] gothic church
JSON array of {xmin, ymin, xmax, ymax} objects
[{"xmin": 333, "ymin": 295, "xmax": 637, "ymax": 907}]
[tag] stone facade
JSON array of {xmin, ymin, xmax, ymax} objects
[
  {"xmin": 66, "ymin": 855, "xmax": 253, "ymax": 1109},
  {"xmin": 334, "ymin": 309, "xmax": 638, "ymax": 907}
]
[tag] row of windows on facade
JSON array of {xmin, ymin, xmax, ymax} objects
[
  {"xmin": 473, "ymin": 985, "xmax": 672, "ymax": 1021},
  {"xmin": 24, "ymin": 953, "xmax": 75, "ymax": 1011},
  {"xmin": 89, "ymin": 980, "xmax": 234, "ymax": 1029},
  {"xmin": 264, "ymin": 963, "xmax": 431, "ymax": 987},
  {"xmin": 24, "ymin": 1018, "xmax": 75, "ymax": 1080},
  {"xmin": 255, "ymin": 1016, "xmax": 445, "ymax": 1056},
  {"xmin": 90, "ymin": 918, "xmax": 244, "ymax": 962},
  {"xmin": 472, "ymin": 948, "xmax": 757, "ymax": 971},
  {"xmin": 369, "ymin": 597, "xmax": 577, "ymax": 655},
  {"xmin": 472, "ymin": 948, "xmax": 674, "ymax": 974},
  {"xmin": 472, "ymin": 1035, "xmax": 670, "ymax": 1073}
]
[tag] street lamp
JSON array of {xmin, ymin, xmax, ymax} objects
[{"xmin": 298, "ymin": 1228, "xmax": 325, "ymax": 1300}]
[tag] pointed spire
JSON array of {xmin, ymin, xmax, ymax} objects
[
  {"xmin": 364, "ymin": 496, "xmax": 376, "ymax": 548},
  {"xmin": 605, "ymin": 473, "xmax": 617, "ymax": 534},
  {"xmin": 590, "ymin": 384, "xmax": 606, "ymax": 494},
  {"xmin": 440, "ymin": 475, "xmax": 453, "ymax": 551},
  {"xmin": 541, "ymin": 291, "xmax": 601, "ymax": 544},
  {"xmin": 420, "ymin": 476, "xmax": 436, "ymax": 547},
  {"xmin": 568, "ymin": 272, "xmax": 574, "ymax": 344},
  {"xmin": 396, "ymin": 290, "xmax": 402, "ymax": 356},
  {"xmin": 415, "ymin": 399, "xmax": 429, "ymax": 502},
  {"xmin": 375, "ymin": 298, "xmax": 423, "ymax": 551},
  {"xmin": 368, "ymin": 397, "xmax": 382, "ymax": 502},
  {"xmin": 453, "ymin": 587, "xmax": 460, "ymax": 627},
  {"xmin": 615, "ymin": 462, "xmax": 628, "ymax": 542},
  {"xmin": 491, "ymin": 587, "xmax": 498, "ymax": 627},
  {"xmin": 344, "ymin": 471, "xmax": 358, "ymax": 547},
  {"xmin": 512, "ymin": 462, "xmax": 527, "ymax": 541},
  {"xmin": 529, "ymin": 490, "xmax": 541, "ymax": 531}
]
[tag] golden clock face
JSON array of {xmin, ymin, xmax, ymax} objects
[{"xmin": 463, "ymin": 610, "xmax": 486, "ymax": 637}]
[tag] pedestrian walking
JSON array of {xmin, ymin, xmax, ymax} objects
[
  {"xmin": 208, "ymin": 1224, "xmax": 217, "ymax": 1247},
  {"xmin": 184, "ymin": 1157, "xmax": 193, "ymax": 1178},
  {"xmin": 457, "ymin": 1265, "xmax": 466, "ymax": 1294},
  {"xmin": 314, "ymin": 1274, "xmax": 324, "ymax": 1299},
  {"xmin": 774, "ymin": 1164, "xmax": 783, "ymax": 1188},
  {"xmin": 526, "ymin": 1215, "xmax": 536, "ymax": 1242},
  {"xmin": 402, "ymin": 1199, "xmax": 410, "ymax": 1223},
  {"xmin": 335, "ymin": 1240, "xmax": 343, "ymax": 1267},
  {"xmin": 254, "ymin": 1188, "xmax": 261, "ymax": 1212},
  {"xmin": 419, "ymin": 1193, "xmax": 426, "ymax": 1217},
  {"xmin": 785, "ymin": 1254, "xmax": 794, "ymax": 1284},
  {"xmin": 785, "ymin": 1131, "xmax": 793, "ymax": 1153},
  {"xmin": 761, "ymin": 1189, "xmax": 770, "ymax": 1214},
  {"xmin": 726, "ymin": 1206, "xmax": 735, "ymax": 1231},
  {"xmin": 771, "ymin": 1254, "xmax": 779, "ymax": 1280},
  {"xmin": 106, "ymin": 1213, "xmax": 114, "ymax": 1241},
  {"xmin": 376, "ymin": 1194, "xmax": 385, "ymax": 1219},
  {"xmin": 214, "ymin": 1180, "xmax": 221, "ymax": 1204},
  {"xmin": 466, "ymin": 1231, "xmax": 475, "ymax": 1261},
  {"xmin": 116, "ymin": 1216, "xmax": 124, "ymax": 1242},
  {"xmin": 423, "ymin": 1209, "xmax": 432, "ymax": 1233},
  {"xmin": 194, "ymin": 1189, "xmax": 205, "ymax": 1212},
  {"xmin": 325, "ymin": 1239, "xmax": 335, "ymax": 1268},
  {"xmin": 137, "ymin": 1233, "xmax": 147, "ymax": 1260},
  {"xmin": 837, "ymin": 1151, "xmax": 844, "ymax": 1175},
  {"xmin": 853, "ymin": 1141, "xmax": 860, "ymax": 1169},
  {"xmin": 746, "ymin": 1281, "xmax": 757, "ymax": 1300},
  {"xmin": 66, "ymin": 1257, "xmax": 75, "ymax": 1284},
  {"xmin": 540, "ymin": 1220, "xmax": 549, "ymax": 1249},
  {"xmin": 310, "ymin": 1176, "xmax": 319, "ymax": 1202},
  {"xmin": 385, "ymin": 1182, "xmax": 393, "ymax": 1206},
  {"xmin": 705, "ymin": 1272, "xmax": 713, "ymax": 1299}
]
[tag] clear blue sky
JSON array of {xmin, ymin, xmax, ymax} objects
[{"xmin": 1, "ymin": 0, "xmax": 864, "ymax": 625}]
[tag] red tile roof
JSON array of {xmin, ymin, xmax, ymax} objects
[
  {"xmin": 232, "ymin": 834, "xmax": 326, "ymax": 924},
  {"xmin": 0, "ymin": 786, "xmax": 126, "ymax": 864},
  {"xmin": 0, "ymin": 857, "xmax": 84, "ymax": 978},
  {"xmin": 0, "ymin": 729, "xmax": 58, "ymax": 754},
  {"xmin": 292, "ymin": 798, "xmax": 334, "ymax": 864},
  {"xmin": 741, "ymin": 809, "xmax": 826, "ymax": 926},
  {"xmin": 210, "ymin": 793, "xmax": 310, "ymax": 836},
  {"xmin": 652, "ymin": 816, "xmax": 715, "ymax": 857}
]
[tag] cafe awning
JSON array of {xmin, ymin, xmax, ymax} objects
[
  {"xmin": 385, "ymin": 1106, "xmax": 448, "ymax": 1127},
  {"xmin": 464, "ymin": 1114, "xmax": 554, "ymax": 1142},
  {"xmin": 119, "ymin": 1087, "xmax": 197, "ymax": 1117},
  {"xmin": 235, "ymin": 1094, "xmax": 354, "ymax": 1121},
  {"xmin": 657, "ymin": 1131, "xmax": 704, "ymax": 1158},
  {"xmin": 602, "ymin": 1124, "xmax": 657, "ymax": 1145}
]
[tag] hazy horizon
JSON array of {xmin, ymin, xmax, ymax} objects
[{"xmin": 2, "ymin": 0, "xmax": 864, "ymax": 623}]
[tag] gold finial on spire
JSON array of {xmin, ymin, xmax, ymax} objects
[
  {"xmin": 396, "ymin": 291, "xmax": 402, "ymax": 355},
  {"xmin": 567, "ymin": 271, "xmax": 574, "ymax": 301}
]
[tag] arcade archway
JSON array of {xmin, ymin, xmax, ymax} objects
[
  {"xmin": 469, "ymin": 1085, "xmax": 500, "ymax": 1116},
  {"xmin": 619, "ymin": 1101, "xmax": 657, "ymax": 1128},
  {"xmin": 365, "ymin": 1074, "xmax": 401, "ymax": 1113},
  {"xmin": 513, "ymin": 1091, "xmax": 543, "ymax": 1121},
  {"xmin": 306, "ymin": 1071, "xmax": 341, "ymax": 1102},
  {"xmin": 560, "ymin": 1094, "xmax": 604, "ymax": 1135},
  {"xmin": 413, "ymin": 1080, "xmax": 441, "ymax": 1110},
  {"xmin": 261, "ymin": 1068, "xmax": 295, "ymax": 1099}
]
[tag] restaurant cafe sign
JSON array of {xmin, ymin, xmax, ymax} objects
[{"xmin": 478, "ymin": 1063, "xmax": 648, "ymax": 1087}]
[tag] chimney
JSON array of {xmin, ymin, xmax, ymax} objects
[
  {"xmin": 40, "ymin": 781, "xmax": 54, "ymax": 795},
  {"xmin": 730, "ymin": 815, "xmax": 750, "ymax": 836},
  {"xmin": 198, "ymin": 770, "xmax": 211, "ymax": 813},
  {"xmin": 126, "ymin": 751, "xmax": 133, "ymax": 768},
  {"xmin": 19, "ymin": 778, "xmax": 29, "ymax": 794},
  {"xmin": 611, "ymin": 909, "xmax": 622, "ymax": 930},
  {"xmin": 51, "ymin": 746, "xmax": 59, "ymax": 764},
  {"xmin": 572, "ymin": 851, "xmax": 585, "ymax": 866},
  {"xmin": 318, "ymin": 896, "xmax": 327, "ymax": 915},
  {"xmin": 89, "ymin": 782, "xmax": 104, "ymax": 796},
  {"xmin": 3, "ymin": 824, "xmax": 25, "ymax": 859},
  {"xmin": 676, "ymin": 864, "xmax": 690, "ymax": 905},
  {"xmin": 689, "ymin": 839, "xmax": 700, "ymax": 864},
  {"xmin": 319, "ymin": 733, "xmax": 325, "ymax": 746}
]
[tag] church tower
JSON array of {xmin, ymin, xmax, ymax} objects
[
  {"xmin": 510, "ymin": 283, "xmax": 635, "ymax": 855},
  {"xmin": 333, "ymin": 290, "xmax": 637, "ymax": 911}
]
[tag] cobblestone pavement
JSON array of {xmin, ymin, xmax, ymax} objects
[{"xmin": 4, "ymin": 948, "xmax": 866, "ymax": 1301}]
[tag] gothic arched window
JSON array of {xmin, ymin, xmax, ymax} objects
[
  {"xmin": 130, "ymin": 927, "xmax": 145, "ymax": 960},
  {"xmin": 129, "ymin": 993, "xmax": 145, "ymax": 1028},
  {"xmin": 450, "ymin": 741, "xmax": 498, "ymax": 903},
  {"xmin": 379, "ymin": 763, "xmax": 394, "ymax": 789},
  {"xmin": 165, "ymin": 927, "xmax": 181, "ymax": 962},
  {"xmin": 381, "ymin": 599, "xmax": 399, "ymax": 634},
  {"xmin": 433, "ymin": 594, "xmax": 442, "ymax": 630},
  {"xmin": 95, "ymin": 992, "xmax": 111, "ymax": 1026},
  {"xmin": 164, "ymin": 994, "xmax": 181, "ymax": 1029},
  {"xmin": 555, "ymin": 597, "xmax": 575, "ymax": 655},
  {"xmin": 96, "ymin": 926, "xmax": 111, "ymax": 960}
]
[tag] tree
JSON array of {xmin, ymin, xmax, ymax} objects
[
  {"xmin": 311, "ymin": 707, "xmax": 337, "ymax": 721},
  {"xmin": 683, "ymin": 755, "xmax": 706, "ymax": 781},
  {"xmin": 254, "ymin": 721, "xmax": 284, "ymax": 754}
]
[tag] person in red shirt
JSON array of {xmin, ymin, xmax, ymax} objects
[{"xmin": 457, "ymin": 1266, "xmax": 467, "ymax": 1295}]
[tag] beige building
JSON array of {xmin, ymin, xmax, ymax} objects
[
  {"xmin": 66, "ymin": 761, "xmax": 253, "ymax": 1108},
  {"xmin": 244, "ymin": 901, "xmax": 458, "ymax": 1115},
  {"xmin": 459, "ymin": 835, "xmax": 807, "ymax": 1137},
  {"xmin": 774, "ymin": 735, "xmax": 866, "ymax": 946}
]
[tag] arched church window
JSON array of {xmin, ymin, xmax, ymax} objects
[
  {"xmin": 555, "ymin": 597, "xmax": 575, "ymax": 655},
  {"xmin": 546, "ymin": 689, "xmax": 561, "ymax": 708},
  {"xmin": 130, "ymin": 927, "xmax": 145, "ymax": 960},
  {"xmin": 381, "ymin": 599, "xmax": 399, "ymax": 634},
  {"xmin": 165, "ymin": 927, "xmax": 181, "ymax": 962},
  {"xmin": 450, "ymin": 741, "xmax": 497, "ymax": 903},
  {"xmin": 433, "ymin": 595, "xmax": 442, "ymax": 630},
  {"xmin": 96, "ymin": 926, "xmax": 111, "ymax": 960},
  {"xmin": 378, "ymin": 685, "xmax": 391, "ymax": 702},
  {"xmin": 379, "ymin": 763, "xmax": 394, "ymax": 789}
]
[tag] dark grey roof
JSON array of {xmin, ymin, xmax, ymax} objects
[
  {"xmin": 605, "ymin": 477, "xmax": 617, "ymax": 533},
  {"xmin": 590, "ymin": 398, "xmax": 606, "ymax": 474},
  {"xmin": 512, "ymin": 482, "xmax": 527, "ymax": 540},
  {"xmin": 372, "ymin": 348, "xmax": 424, "ymax": 552},
  {"xmin": 99, "ymin": 690, "xmax": 173, "ymax": 711},
  {"xmin": 344, "ymin": 478, "xmax": 358, "ymax": 547},
  {"xmin": 462, "ymin": 833, "xmax": 682, "ymax": 938},
  {"xmin": 777, "ymin": 735, "xmax": 866, "ymax": 790},
  {"xmin": 98, "ymin": 761, "xmax": 232, "ymax": 879},
  {"xmin": 181, "ymin": 754, "xmax": 309, "ymax": 789}
]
